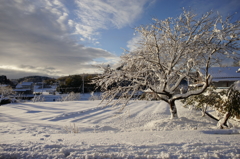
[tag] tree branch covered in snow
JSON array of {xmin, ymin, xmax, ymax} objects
[{"xmin": 94, "ymin": 10, "xmax": 240, "ymax": 118}]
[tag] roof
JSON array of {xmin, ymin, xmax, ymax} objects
[
  {"xmin": 14, "ymin": 89, "xmax": 31, "ymax": 91},
  {"xmin": 15, "ymin": 84, "xmax": 22, "ymax": 88},
  {"xmin": 21, "ymin": 82, "xmax": 33, "ymax": 86},
  {"xmin": 16, "ymin": 82, "xmax": 33, "ymax": 88},
  {"xmin": 201, "ymin": 67, "xmax": 240, "ymax": 82}
]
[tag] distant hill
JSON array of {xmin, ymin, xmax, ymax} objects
[{"xmin": 18, "ymin": 76, "xmax": 54, "ymax": 83}]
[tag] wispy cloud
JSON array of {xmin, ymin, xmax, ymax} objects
[
  {"xmin": 1, "ymin": 0, "xmax": 137, "ymax": 78},
  {"xmin": 0, "ymin": 65, "xmax": 62, "ymax": 77},
  {"xmin": 72, "ymin": 0, "xmax": 149, "ymax": 41},
  {"xmin": 127, "ymin": 33, "xmax": 143, "ymax": 52}
]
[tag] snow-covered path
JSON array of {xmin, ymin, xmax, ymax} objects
[{"xmin": 1, "ymin": 100, "xmax": 240, "ymax": 158}]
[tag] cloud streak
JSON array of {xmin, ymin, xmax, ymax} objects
[
  {"xmin": 1, "ymin": 0, "xmax": 151, "ymax": 78},
  {"xmin": 72, "ymin": 0, "xmax": 149, "ymax": 41}
]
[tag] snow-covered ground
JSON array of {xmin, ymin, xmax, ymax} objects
[{"xmin": 0, "ymin": 99, "xmax": 240, "ymax": 158}]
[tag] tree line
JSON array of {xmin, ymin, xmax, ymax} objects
[{"xmin": 56, "ymin": 74, "xmax": 99, "ymax": 93}]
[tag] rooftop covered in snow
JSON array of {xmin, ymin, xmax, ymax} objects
[
  {"xmin": 201, "ymin": 67, "xmax": 240, "ymax": 82},
  {"xmin": 16, "ymin": 82, "xmax": 33, "ymax": 88}
]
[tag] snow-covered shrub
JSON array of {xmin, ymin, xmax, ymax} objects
[
  {"xmin": 182, "ymin": 86, "xmax": 224, "ymax": 117},
  {"xmin": 216, "ymin": 82, "xmax": 240, "ymax": 129},
  {"xmin": 0, "ymin": 85, "xmax": 15, "ymax": 105},
  {"xmin": 59, "ymin": 92, "xmax": 81, "ymax": 101},
  {"xmin": 182, "ymin": 81, "xmax": 240, "ymax": 129},
  {"xmin": 63, "ymin": 123, "xmax": 79, "ymax": 133},
  {"xmin": 88, "ymin": 92, "xmax": 101, "ymax": 100},
  {"xmin": 32, "ymin": 94, "xmax": 45, "ymax": 102}
]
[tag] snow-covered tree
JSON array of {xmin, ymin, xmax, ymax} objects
[
  {"xmin": 94, "ymin": 10, "xmax": 240, "ymax": 118},
  {"xmin": 217, "ymin": 81, "xmax": 240, "ymax": 129},
  {"xmin": 0, "ymin": 85, "xmax": 15, "ymax": 104},
  {"xmin": 183, "ymin": 81, "xmax": 240, "ymax": 129},
  {"xmin": 181, "ymin": 86, "xmax": 223, "ymax": 118}
]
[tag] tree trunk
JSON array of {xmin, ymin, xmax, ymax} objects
[
  {"xmin": 169, "ymin": 100, "xmax": 178, "ymax": 119},
  {"xmin": 201, "ymin": 105, "xmax": 207, "ymax": 117},
  {"xmin": 222, "ymin": 112, "xmax": 232, "ymax": 128},
  {"xmin": 217, "ymin": 112, "xmax": 232, "ymax": 129}
]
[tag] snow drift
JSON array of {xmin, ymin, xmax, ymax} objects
[{"xmin": 0, "ymin": 100, "xmax": 240, "ymax": 158}]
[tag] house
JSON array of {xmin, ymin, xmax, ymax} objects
[
  {"xmin": 14, "ymin": 82, "xmax": 34, "ymax": 95},
  {"xmin": 201, "ymin": 67, "xmax": 240, "ymax": 88}
]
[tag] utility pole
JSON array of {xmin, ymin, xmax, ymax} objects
[
  {"xmin": 41, "ymin": 77, "xmax": 43, "ymax": 94},
  {"xmin": 82, "ymin": 74, "xmax": 84, "ymax": 94}
]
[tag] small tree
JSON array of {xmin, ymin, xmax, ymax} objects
[
  {"xmin": 216, "ymin": 81, "xmax": 240, "ymax": 129},
  {"xmin": 94, "ymin": 10, "xmax": 240, "ymax": 118},
  {"xmin": 182, "ymin": 81, "xmax": 240, "ymax": 129},
  {"xmin": 0, "ymin": 85, "xmax": 15, "ymax": 105},
  {"xmin": 181, "ymin": 86, "xmax": 224, "ymax": 118}
]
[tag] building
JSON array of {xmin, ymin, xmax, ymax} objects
[
  {"xmin": 201, "ymin": 67, "xmax": 240, "ymax": 88},
  {"xmin": 14, "ymin": 82, "xmax": 34, "ymax": 95}
]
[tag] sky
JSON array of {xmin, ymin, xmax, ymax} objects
[{"xmin": 0, "ymin": 0, "xmax": 239, "ymax": 79}]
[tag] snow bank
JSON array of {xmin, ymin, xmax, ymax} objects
[{"xmin": 1, "ymin": 100, "xmax": 240, "ymax": 158}]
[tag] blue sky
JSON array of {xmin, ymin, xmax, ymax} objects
[{"xmin": 0, "ymin": 0, "xmax": 239, "ymax": 79}]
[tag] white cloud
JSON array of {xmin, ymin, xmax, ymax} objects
[
  {"xmin": 73, "ymin": 0, "xmax": 149, "ymax": 41},
  {"xmin": 75, "ymin": 24, "xmax": 96, "ymax": 39},
  {"xmin": 57, "ymin": 12, "xmax": 68, "ymax": 31},
  {"xmin": 0, "ymin": 65, "xmax": 62, "ymax": 77},
  {"xmin": 68, "ymin": 19, "xmax": 74, "ymax": 28},
  {"xmin": 127, "ymin": 33, "xmax": 143, "ymax": 52},
  {"xmin": 52, "ymin": 0, "xmax": 63, "ymax": 6},
  {"xmin": 0, "ymin": 0, "xmax": 119, "ymax": 78},
  {"xmin": 0, "ymin": 0, "xmax": 156, "ymax": 78}
]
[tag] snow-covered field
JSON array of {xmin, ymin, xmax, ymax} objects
[{"xmin": 1, "ymin": 99, "xmax": 240, "ymax": 158}]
